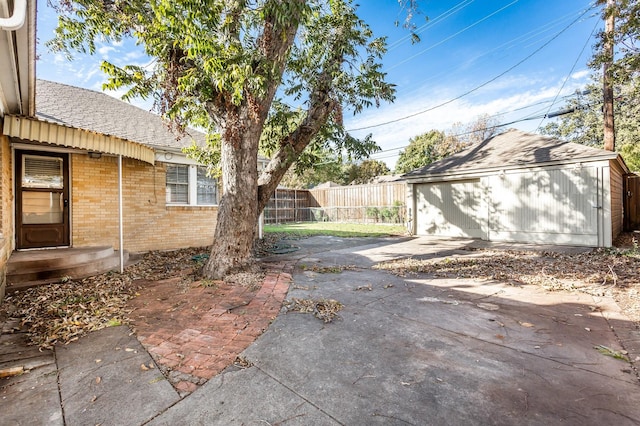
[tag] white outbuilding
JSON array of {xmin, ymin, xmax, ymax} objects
[{"xmin": 403, "ymin": 129, "xmax": 632, "ymax": 247}]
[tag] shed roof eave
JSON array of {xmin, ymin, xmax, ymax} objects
[
  {"xmin": 3, "ymin": 115, "xmax": 155, "ymax": 164},
  {"xmin": 403, "ymin": 154, "xmax": 621, "ymax": 183}
]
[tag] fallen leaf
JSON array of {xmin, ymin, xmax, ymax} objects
[
  {"xmin": 0, "ymin": 366, "xmax": 24, "ymax": 378},
  {"xmin": 595, "ymin": 345, "xmax": 629, "ymax": 361},
  {"xmin": 477, "ymin": 303, "xmax": 499, "ymax": 311},
  {"xmin": 140, "ymin": 364, "xmax": 149, "ymax": 371},
  {"xmin": 354, "ymin": 284, "xmax": 372, "ymax": 291}
]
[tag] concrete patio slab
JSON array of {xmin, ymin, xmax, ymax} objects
[
  {"xmin": 55, "ymin": 325, "xmax": 179, "ymax": 426},
  {"xmin": 154, "ymin": 236, "xmax": 640, "ymax": 425}
]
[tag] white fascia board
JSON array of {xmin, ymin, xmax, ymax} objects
[{"xmin": 404, "ymin": 156, "xmax": 619, "ymax": 184}]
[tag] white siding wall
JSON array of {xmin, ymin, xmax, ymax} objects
[
  {"xmin": 415, "ymin": 179, "xmax": 487, "ymax": 238},
  {"xmin": 414, "ymin": 162, "xmax": 613, "ymax": 246},
  {"xmin": 488, "ymin": 166, "xmax": 599, "ymax": 246}
]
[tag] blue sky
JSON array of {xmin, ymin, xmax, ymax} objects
[{"xmin": 36, "ymin": 0, "xmax": 601, "ymax": 169}]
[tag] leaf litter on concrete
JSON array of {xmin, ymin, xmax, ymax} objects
[
  {"xmin": 374, "ymin": 235, "xmax": 640, "ymax": 324},
  {"xmin": 283, "ymin": 298, "xmax": 343, "ymax": 323}
]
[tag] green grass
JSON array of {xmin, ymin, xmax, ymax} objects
[{"xmin": 264, "ymin": 222, "xmax": 407, "ymax": 238}]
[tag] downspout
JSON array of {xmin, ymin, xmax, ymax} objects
[
  {"xmin": 0, "ymin": 0, "xmax": 26, "ymax": 30},
  {"xmin": 118, "ymin": 154, "xmax": 124, "ymax": 273}
]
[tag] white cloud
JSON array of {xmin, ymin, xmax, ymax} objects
[
  {"xmin": 98, "ymin": 45, "xmax": 116, "ymax": 59},
  {"xmin": 570, "ymin": 69, "xmax": 590, "ymax": 81},
  {"xmin": 124, "ymin": 50, "xmax": 145, "ymax": 61}
]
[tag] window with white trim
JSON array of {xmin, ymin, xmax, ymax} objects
[
  {"xmin": 166, "ymin": 164, "xmax": 219, "ymax": 206},
  {"xmin": 166, "ymin": 165, "xmax": 189, "ymax": 203},
  {"xmin": 196, "ymin": 166, "xmax": 218, "ymax": 205}
]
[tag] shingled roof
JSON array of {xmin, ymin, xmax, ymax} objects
[
  {"xmin": 403, "ymin": 129, "xmax": 623, "ymax": 180},
  {"xmin": 35, "ymin": 79, "xmax": 205, "ymax": 150}
]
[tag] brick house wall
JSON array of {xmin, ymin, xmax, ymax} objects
[
  {"xmin": 72, "ymin": 154, "xmax": 218, "ymax": 253},
  {"xmin": 0, "ymin": 135, "xmax": 14, "ymax": 299}
]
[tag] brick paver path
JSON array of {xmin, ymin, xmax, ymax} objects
[{"xmin": 126, "ymin": 263, "xmax": 291, "ymax": 395}]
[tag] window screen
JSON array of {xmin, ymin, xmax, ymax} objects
[
  {"xmin": 197, "ymin": 167, "xmax": 218, "ymax": 205},
  {"xmin": 166, "ymin": 165, "xmax": 189, "ymax": 203}
]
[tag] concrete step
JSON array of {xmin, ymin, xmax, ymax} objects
[
  {"xmin": 6, "ymin": 247, "xmax": 129, "ymax": 292},
  {"xmin": 7, "ymin": 246, "xmax": 115, "ymax": 274}
]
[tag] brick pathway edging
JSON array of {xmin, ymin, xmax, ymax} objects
[{"xmin": 134, "ymin": 264, "xmax": 292, "ymax": 395}]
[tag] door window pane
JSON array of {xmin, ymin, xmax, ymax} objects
[
  {"xmin": 22, "ymin": 192, "xmax": 64, "ymax": 224},
  {"xmin": 22, "ymin": 155, "xmax": 64, "ymax": 189}
]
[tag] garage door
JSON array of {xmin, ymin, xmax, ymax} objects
[
  {"xmin": 415, "ymin": 179, "xmax": 486, "ymax": 238},
  {"xmin": 488, "ymin": 168, "xmax": 599, "ymax": 246},
  {"xmin": 414, "ymin": 167, "xmax": 602, "ymax": 246}
]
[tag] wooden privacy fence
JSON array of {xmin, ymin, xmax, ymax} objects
[
  {"xmin": 263, "ymin": 189, "xmax": 313, "ymax": 223},
  {"xmin": 263, "ymin": 182, "xmax": 407, "ymax": 224}
]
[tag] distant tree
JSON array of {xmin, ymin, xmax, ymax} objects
[
  {"xmin": 395, "ymin": 130, "xmax": 459, "ymax": 174},
  {"xmin": 540, "ymin": 76, "xmax": 640, "ymax": 171},
  {"xmin": 592, "ymin": 0, "xmax": 639, "ymax": 84},
  {"xmin": 449, "ymin": 113, "xmax": 502, "ymax": 146},
  {"xmin": 351, "ymin": 159, "xmax": 390, "ymax": 184},
  {"xmin": 280, "ymin": 156, "xmax": 346, "ymax": 188}
]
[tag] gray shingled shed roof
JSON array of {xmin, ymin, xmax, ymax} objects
[
  {"xmin": 403, "ymin": 129, "xmax": 624, "ymax": 181},
  {"xmin": 35, "ymin": 79, "xmax": 205, "ymax": 150}
]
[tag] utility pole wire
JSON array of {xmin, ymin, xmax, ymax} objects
[
  {"xmin": 369, "ymin": 108, "xmax": 577, "ymax": 161},
  {"xmin": 534, "ymin": 18, "xmax": 600, "ymax": 133},
  {"xmin": 347, "ymin": 4, "xmax": 595, "ymax": 133}
]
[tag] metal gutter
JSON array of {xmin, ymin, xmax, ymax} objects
[{"xmin": 0, "ymin": 0, "xmax": 26, "ymax": 30}]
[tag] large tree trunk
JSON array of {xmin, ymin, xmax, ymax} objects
[
  {"xmin": 202, "ymin": 1, "xmax": 303, "ymax": 279},
  {"xmin": 203, "ymin": 108, "xmax": 260, "ymax": 279}
]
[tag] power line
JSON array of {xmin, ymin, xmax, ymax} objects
[
  {"xmin": 389, "ymin": 5, "xmax": 596, "ymax": 100},
  {"xmin": 388, "ymin": 0, "xmax": 520, "ymax": 71},
  {"xmin": 368, "ymin": 107, "xmax": 578, "ymax": 162},
  {"xmin": 534, "ymin": 17, "xmax": 599, "ymax": 132},
  {"xmin": 346, "ymin": 3, "xmax": 596, "ymax": 133},
  {"xmin": 360, "ymin": 89, "xmax": 584, "ymax": 160}
]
